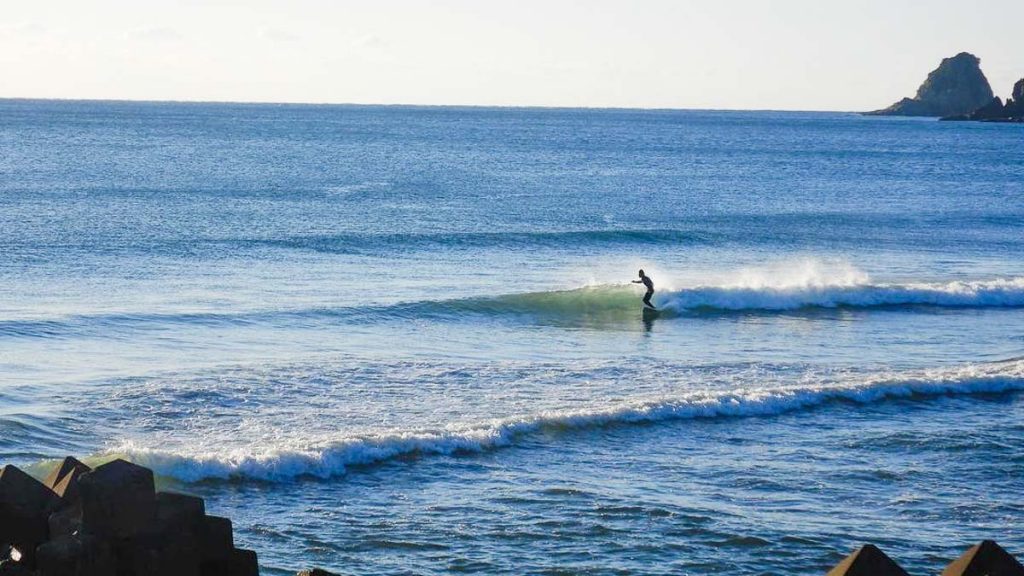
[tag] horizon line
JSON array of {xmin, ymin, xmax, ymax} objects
[{"xmin": 0, "ymin": 95, "xmax": 862, "ymax": 115}]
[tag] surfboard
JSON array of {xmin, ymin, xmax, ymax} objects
[{"xmin": 642, "ymin": 305, "xmax": 659, "ymax": 319}]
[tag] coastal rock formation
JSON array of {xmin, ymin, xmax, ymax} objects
[
  {"xmin": 942, "ymin": 540, "xmax": 1024, "ymax": 576},
  {"xmin": 941, "ymin": 77, "xmax": 1024, "ymax": 122},
  {"xmin": 6, "ymin": 458, "xmax": 1024, "ymax": 576},
  {"xmin": 826, "ymin": 544, "xmax": 909, "ymax": 576},
  {"xmin": 868, "ymin": 52, "xmax": 994, "ymax": 117},
  {"xmin": 825, "ymin": 541, "xmax": 1024, "ymax": 576},
  {"xmin": 0, "ymin": 457, "xmax": 258, "ymax": 576},
  {"xmin": 0, "ymin": 465, "xmax": 59, "ymax": 567}
]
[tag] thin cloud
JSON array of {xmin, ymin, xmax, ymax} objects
[
  {"xmin": 124, "ymin": 26, "xmax": 182, "ymax": 42},
  {"xmin": 258, "ymin": 27, "xmax": 298, "ymax": 42},
  {"xmin": 0, "ymin": 21, "xmax": 50, "ymax": 37},
  {"xmin": 351, "ymin": 34, "xmax": 384, "ymax": 49}
]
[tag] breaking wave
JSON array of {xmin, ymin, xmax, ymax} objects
[
  {"xmin": 413, "ymin": 275, "xmax": 1024, "ymax": 319},
  {"xmin": 4, "ymin": 265, "xmax": 1024, "ymax": 338},
  {"xmin": 658, "ymin": 276, "xmax": 1024, "ymax": 312},
  {"xmin": 111, "ymin": 359, "xmax": 1024, "ymax": 483}
]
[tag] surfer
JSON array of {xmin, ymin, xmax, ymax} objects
[{"xmin": 632, "ymin": 269, "xmax": 655, "ymax": 309}]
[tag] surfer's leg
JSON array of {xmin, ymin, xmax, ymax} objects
[{"xmin": 643, "ymin": 291, "xmax": 654, "ymax": 307}]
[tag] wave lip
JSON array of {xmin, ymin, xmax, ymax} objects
[
  {"xmin": 112, "ymin": 359, "xmax": 1024, "ymax": 483},
  {"xmin": 389, "ymin": 276, "xmax": 1024, "ymax": 322},
  {"xmin": 663, "ymin": 277, "xmax": 1024, "ymax": 312}
]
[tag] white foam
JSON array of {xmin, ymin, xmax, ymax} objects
[
  {"xmin": 112, "ymin": 359, "xmax": 1024, "ymax": 483},
  {"xmin": 659, "ymin": 260, "xmax": 1024, "ymax": 310},
  {"xmin": 531, "ymin": 260, "xmax": 1024, "ymax": 314}
]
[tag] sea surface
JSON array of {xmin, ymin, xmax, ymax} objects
[{"xmin": 1, "ymin": 100, "xmax": 1023, "ymax": 575}]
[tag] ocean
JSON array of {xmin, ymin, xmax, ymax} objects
[{"xmin": 1, "ymin": 99, "xmax": 1023, "ymax": 575}]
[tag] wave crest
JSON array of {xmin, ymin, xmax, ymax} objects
[
  {"xmin": 660, "ymin": 276, "xmax": 1024, "ymax": 311},
  {"xmin": 111, "ymin": 359, "xmax": 1024, "ymax": 483},
  {"xmin": 5, "ymin": 267, "xmax": 1023, "ymax": 339},
  {"xmin": 421, "ymin": 275, "xmax": 1024, "ymax": 321}
]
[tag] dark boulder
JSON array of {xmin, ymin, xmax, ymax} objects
[
  {"xmin": 0, "ymin": 456, "xmax": 258, "ymax": 575},
  {"xmin": 297, "ymin": 570, "xmax": 341, "ymax": 576},
  {"xmin": 47, "ymin": 502, "xmax": 83, "ymax": 539},
  {"xmin": 868, "ymin": 52, "xmax": 994, "ymax": 117},
  {"xmin": 78, "ymin": 459, "xmax": 157, "ymax": 540},
  {"xmin": 43, "ymin": 457, "xmax": 91, "ymax": 506},
  {"xmin": 35, "ymin": 534, "xmax": 115, "ymax": 576},
  {"xmin": 942, "ymin": 540, "xmax": 1024, "ymax": 576},
  {"xmin": 112, "ymin": 530, "xmax": 202, "ymax": 576},
  {"xmin": 43, "ymin": 457, "xmax": 91, "ymax": 495},
  {"xmin": 826, "ymin": 544, "xmax": 909, "ymax": 576},
  {"xmin": 0, "ymin": 465, "xmax": 59, "ymax": 519},
  {"xmin": 156, "ymin": 492, "xmax": 206, "ymax": 534},
  {"xmin": 200, "ymin": 515, "xmax": 235, "ymax": 575},
  {"xmin": 230, "ymin": 548, "xmax": 259, "ymax": 576},
  {"xmin": 0, "ymin": 465, "xmax": 61, "ymax": 567},
  {"xmin": 153, "ymin": 492, "xmax": 207, "ymax": 576}
]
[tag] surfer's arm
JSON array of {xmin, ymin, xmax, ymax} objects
[{"xmin": 631, "ymin": 280, "xmax": 641, "ymax": 284}]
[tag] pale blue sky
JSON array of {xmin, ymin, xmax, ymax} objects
[{"xmin": 2, "ymin": 0, "xmax": 1022, "ymax": 110}]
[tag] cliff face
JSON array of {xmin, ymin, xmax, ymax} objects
[
  {"xmin": 1009, "ymin": 79, "xmax": 1024, "ymax": 114},
  {"xmin": 940, "ymin": 77, "xmax": 1024, "ymax": 122},
  {"xmin": 868, "ymin": 52, "xmax": 994, "ymax": 117}
]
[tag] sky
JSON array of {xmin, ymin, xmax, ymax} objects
[{"xmin": 2, "ymin": 0, "xmax": 1022, "ymax": 111}]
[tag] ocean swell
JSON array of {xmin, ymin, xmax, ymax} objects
[
  {"xmin": 249, "ymin": 228, "xmax": 709, "ymax": 255},
  {"xmin": 394, "ymin": 275, "xmax": 1024, "ymax": 322},
  {"xmin": 4, "ymin": 273, "xmax": 1024, "ymax": 339},
  {"xmin": 111, "ymin": 359, "xmax": 1024, "ymax": 483}
]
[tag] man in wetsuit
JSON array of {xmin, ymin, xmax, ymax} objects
[{"xmin": 632, "ymin": 269, "xmax": 655, "ymax": 309}]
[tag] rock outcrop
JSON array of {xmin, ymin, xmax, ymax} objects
[
  {"xmin": 942, "ymin": 77, "xmax": 1024, "ymax": 122},
  {"xmin": 6, "ymin": 457, "xmax": 1024, "ymax": 576},
  {"xmin": 826, "ymin": 544, "xmax": 909, "ymax": 576},
  {"xmin": 942, "ymin": 540, "xmax": 1024, "ymax": 576},
  {"xmin": 868, "ymin": 52, "xmax": 994, "ymax": 117},
  {"xmin": 0, "ymin": 457, "xmax": 259, "ymax": 576},
  {"xmin": 824, "ymin": 541, "xmax": 1024, "ymax": 576}
]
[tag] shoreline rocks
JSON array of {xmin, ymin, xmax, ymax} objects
[
  {"xmin": 826, "ymin": 544, "xmax": 909, "ymax": 576},
  {"xmin": 866, "ymin": 52, "xmax": 995, "ymax": 117},
  {"xmin": 5, "ymin": 457, "xmax": 1024, "ymax": 575},
  {"xmin": 0, "ymin": 457, "xmax": 258, "ymax": 576},
  {"xmin": 827, "ymin": 540, "xmax": 1024, "ymax": 576}
]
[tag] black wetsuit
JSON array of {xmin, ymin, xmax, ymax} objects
[{"xmin": 640, "ymin": 276, "xmax": 654, "ymax": 308}]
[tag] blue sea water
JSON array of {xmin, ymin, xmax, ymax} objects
[{"xmin": 1, "ymin": 99, "xmax": 1023, "ymax": 574}]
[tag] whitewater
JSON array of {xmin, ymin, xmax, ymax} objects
[
  {"xmin": 2, "ymin": 101, "xmax": 1023, "ymax": 575},
  {"xmin": 108, "ymin": 358, "xmax": 1024, "ymax": 483}
]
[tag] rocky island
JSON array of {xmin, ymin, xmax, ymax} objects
[
  {"xmin": 941, "ymin": 78, "xmax": 1024, "ymax": 122},
  {"xmin": 867, "ymin": 52, "xmax": 995, "ymax": 117}
]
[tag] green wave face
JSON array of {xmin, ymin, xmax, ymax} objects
[{"xmin": 440, "ymin": 285, "xmax": 665, "ymax": 328}]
